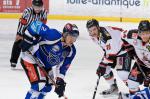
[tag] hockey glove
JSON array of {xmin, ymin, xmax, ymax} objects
[
  {"xmin": 122, "ymin": 40, "xmax": 136, "ymax": 59},
  {"xmin": 96, "ymin": 63, "xmax": 107, "ymax": 77},
  {"xmin": 19, "ymin": 34, "xmax": 33, "ymax": 52},
  {"xmin": 55, "ymin": 77, "xmax": 66, "ymax": 97},
  {"xmin": 19, "ymin": 34, "xmax": 41, "ymax": 52},
  {"xmin": 144, "ymin": 76, "xmax": 150, "ymax": 87},
  {"xmin": 106, "ymin": 54, "xmax": 117, "ymax": 68}
]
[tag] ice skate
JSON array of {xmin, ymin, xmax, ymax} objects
[
  {"xmin": 118, "ymin": 92, "xmax": 129, "ymax": 99},
  {"xmin": 10, "ymin": 62, "xmax": 16, "ymax": 70},
  {"xmin": 100, "ymin": 83, "xmax": 119, "ymax": 96}
]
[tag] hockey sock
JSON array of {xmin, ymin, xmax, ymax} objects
[{"xmin": 25, "ymin": 89, "xmax": 46, "ymax": 99}]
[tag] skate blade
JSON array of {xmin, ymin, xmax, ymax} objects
[
  {"xmin": 118, "ymin": 92, "xmax": 129, "ymax": 99},
  {"xmin": 99, "ymin": 92, "xmax": 119, "ymax": 98},
  {"xmin": 11, "ymin": 67, "xmax": 24, "ymax": 71}
]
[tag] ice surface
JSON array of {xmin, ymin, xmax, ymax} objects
[{"xmin": 0, "ymin": 19, "xmax": 138, "ymax": 99}]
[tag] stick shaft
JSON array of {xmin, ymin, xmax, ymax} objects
[
  {"xmin": 92, "ymin": 76, "xmax": 100, "ymax": 99},
  {"xmin": 134, "ymin": 57, "xmax": 147, "ymax": 79}
]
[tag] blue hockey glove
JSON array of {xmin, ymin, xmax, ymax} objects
[{"xmin": 55, "ymin": 77, "xmax": 66, "ymax": 97}]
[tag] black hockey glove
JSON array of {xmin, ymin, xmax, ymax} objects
[
  {"xmin": 55, "ymin": 77, "xmax": 66, "ymax": 97},
  {"xmin": 19, "ymin": 34, "xmax": 41, "ymax": 52},
  {"xmin": 19, "ymin": 34, "xmax": 33, "ymax": 52},
  {"xmin": 144, "ymin": 76, "xmax": 150, "ymax": 87},
  {"xmin": 106, "ymin": 54, "xmax": 117, "ymax": 69},
  {"xmin": 122, "ymin": 40, "xmax": 136, "ymax": 59},
  {"xmin": 96, "ymin": 63, "xmax": 107, "ymax": 77}
]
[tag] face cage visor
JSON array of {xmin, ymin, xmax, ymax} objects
[{"xmin": 65, "ymin": 31, "xmax": 79, "ymax": 39}]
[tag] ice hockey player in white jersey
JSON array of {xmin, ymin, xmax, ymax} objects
[
  {"xmin": 86, "ymin": 19, "xmax": 133, "ymax": 96},
  {"xmin": 121, "ymin": 20, "xmax": 150, "ymax": 98}
]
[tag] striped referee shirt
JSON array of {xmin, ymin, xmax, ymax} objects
[{"xmin": 17, "ymin": 7, "xmax": 47, "ymax": 35}]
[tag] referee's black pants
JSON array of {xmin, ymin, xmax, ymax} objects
[{"xmin": 10, "ymin": 40, "xmax": 22, "ymax": 65}]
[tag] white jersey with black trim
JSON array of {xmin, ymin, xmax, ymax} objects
[
  {"xmin": 100, "ymin": 26, "xmax": 123, "ymax": 54},
  {"xmin": 92, "ymin": 26, "xmax": 125, "ymax": 65},
  {"xmin": 93, "ymin": 26, "xmax": 123, "ymax": 54},
  {"xmin": 17, "ymin": 7, "xmax": 47, "ymax": 35},
  {"xmin": 122, "ymin": 30, "xmax": 150, "ymax": 68}
]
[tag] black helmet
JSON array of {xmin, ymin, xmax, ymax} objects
[
  {"xmin": 63, "ymin": 23, "xmax": 79, "ymax": 38},
  {"xmin": 138, "ymin": 20, "xmax": 150, "ymax": 32},
  {"xmin": 86, "ymin": 19, "xmax": 99, "ymax": 29},
  {"xmin": 32, "ymin": 0, "xmax": 43, "ymax": 7}
]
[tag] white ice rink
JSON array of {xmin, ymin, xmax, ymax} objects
[{"xmin": 0, "ymin": 19, "xmax": 139, "ymax": 99}]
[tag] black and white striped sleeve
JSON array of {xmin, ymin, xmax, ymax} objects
[{"xmin": 17, "ymin": 7, "xmax": 32, "ymax": 35}]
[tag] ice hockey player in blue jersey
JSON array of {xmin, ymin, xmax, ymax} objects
[
  {"xmin": 20, "ymin": 20, "xmax": 79, "ymax": 99},
  {"xmin": 130, "ymin": 86, "xmax": 150, "ymax": 99}
]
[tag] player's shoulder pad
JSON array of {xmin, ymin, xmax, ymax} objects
[
  {"xmin": 127, "ymin": 29, "xmax": 139, "ymax": 39},
  {"xmin": 109, "ymin": 26, "xmax": 124, "ymax": 32},
  {"xmin": 27, "ymin": 20, "xmax": 43, "ymax": 36},
  {"xmin": 100, "ymin": 27, "xmax": 112, "ymax": 43},
  {"xmin": 44, "ymin": 28, "xmax": 62, "ymax": 41}
]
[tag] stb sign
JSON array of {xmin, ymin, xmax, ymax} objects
[{"xmin": 0, "ymin": 0, "xmax": 49, "ymax": 13}]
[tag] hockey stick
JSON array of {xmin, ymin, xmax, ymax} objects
[
  {"xmin": 123, "ymin": 45, "xmax": 147, "ymax": 79},
  {"xmin": 30, "ymin": 53, "xmax": 58, "ymax": 87},
  {"xmin": 27, "ymin": 51, "xmax": 68, "ymax": 99},
  {"xmin": 92, "ymin": 74, "xmax": 101, "ymax": 99},
  {"xmin": 133, "ymin": 57, "xmax": 147, "ymax": 79},
  {"xmin": 39, "ymin": 65, "xmax": 68, "ymax": 99},
  {"xmin": 117, "ymin": 57, "xmax": 148, "ymax": 99},
  {"xmin": 34, "ymin": 56, "xmax": 68, "ymax": 99}
]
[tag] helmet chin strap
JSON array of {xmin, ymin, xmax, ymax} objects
[
  {"xmin": 98, "ymin": 28, "xmax": 102, "ymax": 40},
  {"xmin": 149, "ymin": 37, "xmax": 150, "ymax": 43},
  {"xmin": 61, "ymin": 34, "xmax": 67, "ymax": 46},
  {"xmin": 62, "ymin": 42, "xmax": 70, "ymax": 48},
  {"xmin": 62, "ymin": 36, "xmax": 73, "ymax": 47}
]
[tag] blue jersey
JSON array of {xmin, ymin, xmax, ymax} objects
[
  {"xmin": 27, "ymin": 21, "xmax": 63, "ymax": 68},
  {"xmin": 57, "ymin": 45, "xmax": 76, "ymax": 78},
  {"xmin": 131, "ymin": 87, "xmax": 150, "ymax": 99},
  {"xmin": 26, "ymin": 20, "xmax": 76, "ymax": 77}
]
